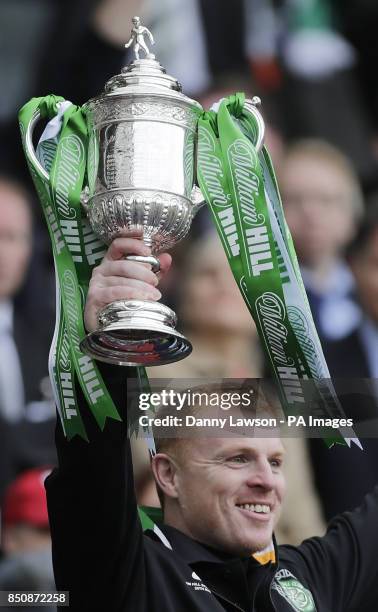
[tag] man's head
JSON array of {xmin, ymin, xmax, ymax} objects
[
  {"xmin": 279, "ymin": 140, "xmax": 363, "ymax": 267},
  {"xmin": 347, "ymin": 203, "xmax": 378, "ymax": 324},
  {"xmin": 0, "ymin": 177, "xmax": 32, "ymax": 301},
  {"xmin": 132, "ymin": 16, "xmax": 140, "ymax": 26},
  {"xmin": 150, "ymin": 386, "xmax": 285, "ymax": 556}
]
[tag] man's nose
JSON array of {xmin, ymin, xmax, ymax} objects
[{"xmin": 245, "ymin": 459, "xmax": 275, "ymax": 490}]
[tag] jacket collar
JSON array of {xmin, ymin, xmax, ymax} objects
[
  {"xmin": 157, "ymin": 524, "xmax": 235, "ymax": 564},
  {"xmin": 148, "ymin": 524, "xmax": 278, "ymax": 612},
  {"xmin": 152, "ymin": 523, "xmax": 278, "ymax": 569}
]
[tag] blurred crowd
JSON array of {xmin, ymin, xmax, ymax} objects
[{"xmin": 1, "ymin": 0, "xmax": 378, "ymax": 599}]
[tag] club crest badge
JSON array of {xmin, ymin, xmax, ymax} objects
[{"xmin": 272, "ymin": 569, "xmax": 316, "ymax": 611}]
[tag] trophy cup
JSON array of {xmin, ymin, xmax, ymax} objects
[
  {"xmin": 25, "ymin": 17, "xmax": 264, "ymax": 368},
  {"xmin": 79, "ymin": 18, "xmax": 207, "ymax": 366}
]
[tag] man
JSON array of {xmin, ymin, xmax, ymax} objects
[
  {"xmin": 46, "ymin": 237, "xmax": 378, "ymax": 611},
  {"xmin": 310, "ymin": 204, "xmax": 378, "ymax": 519},
  {"xmin": 279, "ymin": 139, "xmax": 363, "ymax": 342},
  {"xmin": 0, "ymin": 176, "xmax": 54, "ymax": 422},
  {"xmin": 0, "ymin": 468, "xmax": 55, "ymax": 611}
]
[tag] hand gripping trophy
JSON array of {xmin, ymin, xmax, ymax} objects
[{"xmin": 22, "ymin": 17, "xmax": 265, "ymax": 368}]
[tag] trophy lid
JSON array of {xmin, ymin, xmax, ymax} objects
[
  {"xmin": 105, "ymin": 58, "xmax": 182, "ymax": 95},
  {"xmin": 104, "ymin": 16, "xmax": 184, "ymax": 96}
]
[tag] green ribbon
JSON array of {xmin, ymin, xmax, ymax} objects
[
  {"xmin": 197, "ymin": 93, "xmax": 355, "ymax": 447},
  {"xmin": 19, "ymin": 96, "xmax": 123, "ymax": 440},
  {"xmin": 18, "ymin": 92, "xmax": 356, "ymax": 448}
]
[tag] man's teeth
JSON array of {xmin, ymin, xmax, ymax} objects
[{"xmin": 238, "ymin": 503, "xmax": 270, "ymax": 514}]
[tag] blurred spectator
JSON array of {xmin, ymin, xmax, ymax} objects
[
  {"xmin": 0, "ymin": 1, "xmax": 56, "ymax": 124},
  {"xmin": 344, "ymin": 201, "xmax": 378, "ymax": 381},
  {"xmin": 0, "ymin": 468, "xmax": 55, "ymax": 611},
  {"xmin": 341, "ymin": 1, "xmax": 378, "ymax": 136},
  {"xmin": 10, "ymin": 416, "xmax": 57, "ymax": 481},
  {"xmin": 0, "ymin": 0, "xmax": 61, "ymax": 182},
  {"xmin": 245, "ymin": 0, "xmax": 378, "ymax": 187},
  {"xmin": 279, "ymin": 139, "xmax": 363, "ymax": 341},
  {"xmin": 2, "ymin": 0, "xmax": 378, "ymax": 194},
  {"xmin": 311, "ymin": 204, "xmax": 378, "ymax": 518},
  {"xmin": 0, "ymin": 0, "xmax": 131, "ymax": 185},
  {"xmin": 310, "ymin": 203, "xmax": 378, "ymax": 520},
  {"xmin": 153, "ymin": 231, "xmax": 263, "ymax": 379},
  {"xmin": 145, "ymin": 0, "xmax": 211, "ymax": 97},
  {"xmin": 0, "ymin": 177, "xmax": 32, "ymax": 423},
  {"xmin": 0, "ymin": 177, "xmax": 54, "ymax": 423}
]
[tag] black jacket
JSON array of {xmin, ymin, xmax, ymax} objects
[
  {"xmin": 46, "ymin": 365, "xmax": 378, "ymax": 611},
  {"xmin": 13, "ymin": 295, "xmax": 54, "ymax": 407}
]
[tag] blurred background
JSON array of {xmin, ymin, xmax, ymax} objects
[{"xmin": 1, "ymin": 0, "xmax": 378, "ymax": 597}]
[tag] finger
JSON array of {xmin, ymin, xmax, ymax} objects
[
  {"xmin": 95, "ymin": 259, "xmax": 159, "ymax": 286},
  {"xmin": 105, "ymin": 236, "xmax": 150, "ymax": 262},
  {"xmin": 94, "ymin": 284, "xmax": 161, "ymax": 306},
  {"xmin": 84, "ymin": 281, "xmax": 160, "ymax": 332},
  {"xmin": 94, "ymin": 276, "xmax": 162, "ymax": 299},
  {"xmin": 157, "ymin": 253, "xmax": 172, "ymax": 278}
]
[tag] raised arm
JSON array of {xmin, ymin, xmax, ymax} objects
[
  {"xmin": 280, "ymin": 487, "xmax": 378, "ymax": 610},
  {"xmin": 45, "ymin": 237, "xmax": 171, "ymax": 611}
]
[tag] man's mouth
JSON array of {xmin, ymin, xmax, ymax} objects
[{"xmin": 236, "ymin": 503, "xmax": 271, "ymax": 514}]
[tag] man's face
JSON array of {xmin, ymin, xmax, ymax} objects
[
  {"xmin": 0, "ymin": 186, "xmax": 32, "ymax": 300},
  {"xmin": 182, "ymin": 241, "xmax": 254, "ymax": 335},
  {"xmin": 165, "ymin": 435, "xmax": 286, "ymax": 556},
  {"xmin": 280, "ymin": 154, "xmax": 356, "ymax": 265}
]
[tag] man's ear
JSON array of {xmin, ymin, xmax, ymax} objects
[{"xmin": 151, "ymin": 453, "xmax": 179, "ymax": 500}]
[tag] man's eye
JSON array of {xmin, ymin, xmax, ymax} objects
[
  {"xmin": 270, "ymin": 458, "xmax": 282, "ymax": 468},
  {"xmin": 228, "ymin": 455, "xmax": 248, "ymax": 464}
]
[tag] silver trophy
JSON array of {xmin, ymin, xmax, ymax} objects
[
  {"xmin": 26, "ymin": 17, "xmax": 264, "ymax": 367},
  {"xmin": 81, "ymin": 17, "xmax": 205, "ymax": 366}
]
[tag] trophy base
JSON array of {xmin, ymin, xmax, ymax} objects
[{"xmin": 79, "ymin": 300, "xmax": 192, "ymax": 367}]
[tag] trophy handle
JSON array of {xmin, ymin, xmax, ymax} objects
[
  {"xmin": 24, "ymin": 109, "xmax": 50, "ymax": 181},
  {"xmin": 243, "ymin": 97, "xmax": 265, "ymax": 153},
  {"xmin": 191, "ymin": 185, "xmax": 206, "ymax": 213}
]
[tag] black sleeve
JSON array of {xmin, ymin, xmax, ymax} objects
[
  {"xmin": 280, "ymin": 487, "xmax": 378, "ymax": 611},
  {"xmin": 45, "ymin": 365, "xmax": 145, "ymax": 611}
]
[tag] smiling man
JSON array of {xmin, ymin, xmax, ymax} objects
[
  {"xmin": 46, "ymin": 237, "xmax": 378, "ymax": 612},
  {"xmin": 152, "ymin": 418, "xmax": 285, "ymax": 557},
  {"xmin": 156, "ymin": 437, "xmax": 285, "ymax": 557}
]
